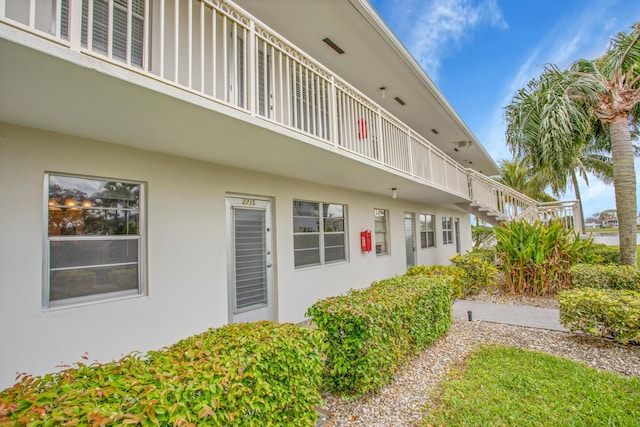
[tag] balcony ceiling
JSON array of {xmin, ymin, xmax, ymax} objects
[{"xmin": 235, "ymin": 0, "xmax": 499, "ymax": 176}]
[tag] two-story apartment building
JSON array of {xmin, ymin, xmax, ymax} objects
[{"xmin": 0, "ymin": 0, "xmax": 541, "ymax": 388}]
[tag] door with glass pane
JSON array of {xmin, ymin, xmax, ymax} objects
[
  {"xmin": 404, "ymin": 212, "xmax": 416, "ymax": 268},
  {"xmin": 454, "ymin": 217, "xmax": 461, "ymax": 254},
  {"xmin": 226, "ymin": 196, "xmax": 274, "ymax": 323}
]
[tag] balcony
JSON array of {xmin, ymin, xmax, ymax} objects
[{"xmin": 0, "ymin": 0, "xmax": 578, "ymax": 230}]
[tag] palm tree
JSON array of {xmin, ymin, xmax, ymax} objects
[
  {"xmin": 495, "ymin": 158, "xmax": 555, "ymax": 203},
  {"xmin": 505, "ymin": 68, "xmax": 614, "ymax": 233},
  {"xmin": 505, "ymin": 23, "xmax": 639, "ymax": 264}
]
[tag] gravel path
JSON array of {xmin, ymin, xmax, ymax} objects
[{"xmin": 323, "ymin": 318, "xmax": 640, "ymax": 427}]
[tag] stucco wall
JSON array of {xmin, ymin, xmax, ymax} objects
[{"xmin": 0, "ymin": 122, "xmax": 471, "ymax": 389}]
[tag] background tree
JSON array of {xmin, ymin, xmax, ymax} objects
[
  {"xmin": 598, "ymin": 209, "xmax": 617, "ymax": 223},
  {"xmin": 505, "ymin": 22, "xmax": 639, "ymax": 264},
  {"xmin": 494, "ymin": 158, "xmax": 555, "ymax": 202},
  {"xmin": 589, "ymin": 212, "xmax": 601, "ymax": 222}
]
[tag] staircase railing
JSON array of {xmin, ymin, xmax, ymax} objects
[
  {"xmin": 467, "ymin": 170, "xmax": 537, "ymax": 220},
  {"xmin": 468, "ymin": 172, "xmax": 583, "ymax": 238}
]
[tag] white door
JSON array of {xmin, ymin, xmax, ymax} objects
[
  {"xmin": 226, "ymin": 196, "xmax": 274, "ymax": 323},
  {"xmin": 404, "ymin": 212, "xmax": 416, "ymax": 268}
]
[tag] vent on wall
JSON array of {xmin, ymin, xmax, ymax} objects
[
  {"xmin": 454, "ymin": 140, "xmax": 472, "ymax": 148},
  {"xmin": 322, "ymin": 38, "xmax": 345, "ymax": 54},
  {"xmin": 394, "ymin": 97, "xmax": 405, "ymax": 106}
]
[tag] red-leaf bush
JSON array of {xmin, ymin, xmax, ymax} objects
[{"xmin": 0, "ymin": 321, "xmax": 325, "ymax": 426}]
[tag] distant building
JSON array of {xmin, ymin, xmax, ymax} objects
[{"xmin": 602, "ymin": 218, "xmax": 619, "ymax": 228}]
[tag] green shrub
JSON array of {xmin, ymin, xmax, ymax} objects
[
  {"xmin": 558, "ymin": 289, "xmax": 640, "ymax": 344},
  {"xmin": 569, "ymin": 264, "xmax": 640, "ymax": 291},
  {"xmin": 589, "ymin": 243, "xmax": 621, "ymax": 265},
  {"xmin": 450, "ymin": 252, "xmax": 498, "ymax": 297},
  {"xmin": 406, "ymin": 264, "xmax": 465, "ymax": 298},
  {"xmin": 495, "ymin": 219, "xmax": 593, "ymax": 296},
  {"xmin": 0, "ymin": 322, "xmax": 325, "ymax": 426},
  {"xmin": 306, "ymin": 275, "xmax": 452, "ymax": 398},
  {"xmin": 468, "ymin": 246, "xmax": 497, "ymax": 263}
]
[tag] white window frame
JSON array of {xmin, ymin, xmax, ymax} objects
[
  {"xmin": 374, "ymin": 208, "xmax": 389, "ymax": 256},
  {"xmin": 419, "ymin": 213, "xmax": 436, "ymax": 248},
  {"xmin": 292, "ymin": 200, "xmax": 347, "ymax": 269},
  {"xmin": 442, "ymin": 216, "xmax": 453, "ymax": 245},
  {"xmin": 43, "ymin": 173, "xmax": 146, "ymax": 308}
]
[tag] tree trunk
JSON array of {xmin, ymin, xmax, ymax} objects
[
  {"xmin": 609, "ymin": 115, "xmax": 637, "ymax": 265},
  {"xmin": 571, "ymin": 170, "xmax": 586, "ymax": 234}
]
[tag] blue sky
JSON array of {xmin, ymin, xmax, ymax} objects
[{"xmin": 370, "ymin": 0, "xmax": 640, "ymax": 219}]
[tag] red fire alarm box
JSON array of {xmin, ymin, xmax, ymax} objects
[
  {"xmin": 357, "ymin": 118, "xmax": 368, "ymax": 139},
  {"xmin": 360, "ymin": 230, "xmax": 372, "ymax": 252}
]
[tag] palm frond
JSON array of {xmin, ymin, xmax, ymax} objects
[{"xmin": 600, "ymin": 22, "xmax": 640, "ymax": 78}]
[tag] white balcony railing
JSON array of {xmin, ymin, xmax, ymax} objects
[
  {"xmin": 1, "ymin": 0, "xmax": 473, "ymax": 196},
  {"xmin": 1, "ymin": 0, "xmax": 581, "ymax": 232}
]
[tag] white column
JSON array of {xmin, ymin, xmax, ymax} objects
[
  {"xmin": 69, "ymin": 0, "xmax": 84, "ymax": 50},
  {"xmin": 248, "ymin": 20, "xmax": 256, "ymax": 115}
]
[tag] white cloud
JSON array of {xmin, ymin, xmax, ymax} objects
[{"xmin": 406, "ymin": 0, "xmax": 507, "ymax": 79}]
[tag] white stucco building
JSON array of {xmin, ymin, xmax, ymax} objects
[{"xmin": 0, "ymin": 0, "xmax": 552, "ymax": 389}]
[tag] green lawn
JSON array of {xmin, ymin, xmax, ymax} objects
[{"xmin": 421, "ymin": 345, "xmax": 640, "ymax": 427}]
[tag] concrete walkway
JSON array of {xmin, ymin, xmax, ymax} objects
[{"xmin": 452, "ymin": 300, "xmax": 568, "ymax": 332}]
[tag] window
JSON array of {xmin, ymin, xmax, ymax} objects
[
  {"xmin": 45, "ymin": 174, "xmax": 144, "ymax": 307},
  {"xmin": 227, "ymin": 23, "xmax": 246, "ymax": 109},
  {"xmin": 257, "ymin": 40, "xmax": 273, "ymax": 117},
  {"xmin": 293, "ymin": 201, "xmax": 346, "ymax": 268},
  {"xmin": 290, "ymin": 62, "xmax": 331, "ymax": 140},
  {"xmin": 374, "ymin": 208, "xmax": 389, "ymax": 256},
  {"xmin": 442, "ymin": 216, "xmax": 453, "ymax": 245},
  {"xmin": 419, "ymin": 214, "xmax": 436, "ymax": 248},
  {"xmin": 81, "ymin": 0, "xmax": 146, "ymax": 67},
  {"xmin": 3, "ymin": 1, "xmax": 144, "ymax": 64},
  {"xmin": 5, "ymin": 0, "xmax": 70, "ymax": 38}
]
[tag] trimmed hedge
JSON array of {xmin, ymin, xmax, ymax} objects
[
  {"xmin": 559, "ymin": 289, "xmax": 640, "ymax": 344},
  {"xmin": 0, "ymin": 321, "xmax": 325, "ymax": 426},
  {"xmin": 306, "ymin": 275, "xmax": 452, "ymax": 398},
  {"xmin": 569, "ymin": 264, "xmax": 640, "ymax": 291},
  {"xmin": 591, "ymin": 243, "xmax": 621, "ymax": 265},
  {"xmin": 407, "ymin": 253, "xmax": 498, "ymax": 299},
  {"xmin": 406, "ymin": 264, "xmax": 465, "ymax": 298},
  {"xmin": 450, "ymin": 252, "xmax": 498, "ymax": 297}
]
